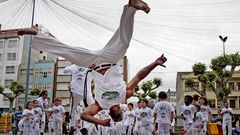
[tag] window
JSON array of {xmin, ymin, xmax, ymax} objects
[
  {"xmin": 230, "ymin": 100, "xmax": 236, "ymax": 108},
  {"xmin": 0, "ymin": 54, "xmax": 2, "ymax": 61},
  {"xmin": 237, "ymin": 82, "xmax": 240, "ymax": 90},
  {"xmin": 0, "ymin": 40, "xmax": 4, "ymax": 49},
  {"xmin": 8, "ymin": 40, "xmax": 17, "ymax": 48},
  {"xmin": 43, "ymin": 72, "xmax": 47, "ymax": 77},
  {"xmin": 185, "ymin": 81, "xmax": 199, "ymax": 91},
  {"xmin": 7, "ymin": 53, "xmax": 16, "ymax": 60},
  {"xmin": 5, "ymin": 79, "xmax": 13, "ymax": 88},
  {"xmin": 5, "ymin": 66, "xmax": 15, "ymax": 74},
  {"xmin": 228, "ymin": 82, "xmax": 235, "ymax": 90},
  {"xmin": 193, "ymin": 82, "xmax": 199, "ymax": 90}
]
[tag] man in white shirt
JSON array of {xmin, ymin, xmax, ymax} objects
[
  {"xmin": 153, "ymin": 91, "xmax": 174, "ymax": 135},
  {"xmin": 181, "ymin": 95, "xmax": 195, "ymax": 135},
  {"xmin": 17, "ymin": 0, "xmax": 162, "ymax": 127},
  {"xmin": 63, "ymin": 65, "xmax": 95, "ymax": 130},
  {"xmin": 133, "ymin": 101, "xmax": 142, "ymax": 135},
  {"xmin": 33, "ymin": 100, "xmax": 43, "ymax": 135},
  {"xmin": 192, "ymin": 104, "xmax": 204, "ymax": 135},
  {"xmin": 125, "ymin": 103, "xmax": 136, "ymax": 135},
  {"xmin": 52, "ymin": 98, "xmax": 65, "ymax": 135},
  {"xmin": 199, "ymin": 96, "xmax": 212, "ymax": 135},
  {"xmin": 138, "ymin": 99, "xmax": 152, "ymax": 135},
  {"xmin": 221, "ymin": 102, "xmax": 233, "ymax": 135},
  {"xmin": 36, "ymin": 90, "xmax": 48, "ymax": 134}
]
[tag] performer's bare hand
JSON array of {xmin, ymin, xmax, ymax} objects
[
  {"xmin": 155, "ymin": 54, "xmax": 167, "ymax": 68},
  {"xmin": 101, "ymin": 119, "xmax": 111, "ymax": 127}
]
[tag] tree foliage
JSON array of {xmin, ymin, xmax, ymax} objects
[
  {"xmin": 135, "ymin": 77, "xmax": 162, "ymax": 99},
  {"xmin": 30, "ymin": 87, "xmax": 41, "ymax": 96},
  {"xmin": 185, "ymin": 53, "xmax": 240, "ymax": 105},
  {"xmin": 0, "ymin": 81, "xmax": 25, "ymax": 112}
]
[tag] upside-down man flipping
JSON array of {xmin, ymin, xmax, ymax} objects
[{"xmin": 17, "ymin": 0, "xmax": 167, "ymax": 127}]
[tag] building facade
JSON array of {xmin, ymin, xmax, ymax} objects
[
  {"xmin": 54, "ymin": 59, "xmax": 72, "ymax": 108},
  {"xmin": 176, "ymin": 71, "xmax": 240, "ymax": 115},
  {"xmin": 0, "ymin": 29, "xmax": 40, "ymax": 110},
  {"xmin": 166, "ymin": 89, "xmax": 177, "ymax": 107}
]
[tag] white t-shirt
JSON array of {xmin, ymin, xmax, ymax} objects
[
  {"xmin": 153, "ymin": 101, "xmax": 174, "ymax": 124},
  {"xmin": 52, "ymin": 105, "xmax": 65, "ymax": 122},
  {"xmin": 181, "ymin": 104, "xmax": 196, "ymax": 124},
  {"xmin": 63, "ymin": 65, "xmax": 92, "ymax": 96},
  {"xmin": 193, "ymin": 112, "xmax": 204, "ymax": 130},
  {"xmin": 221, "ymin": 107, "xmax": 233, "ymax": 121},
  {"xmin": 200, "ymin": 105, "xmax": 211, "ymax": 121},
  {"xmin": 22, "ymin": 109, "xmax": 35, "ymax": 125},
  {"xmin": 36, "ymin": 97, "xmax": 48, "ymax": 110},
  {"xmin": 92, "ymin": 65, "xmax": 126, "ymax": 110},
  {"xmin": 138, "ymin": 107, "xmax": 152, "ymax": 126},
  {"xmin": 33, "ymin": 107, "xmax": 43, "ymax": 122},
  {"xmin": 125, "ymin": 110, "xmax": 135, "ymax": 125}
]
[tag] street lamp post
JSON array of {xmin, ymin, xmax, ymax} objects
[
  {"xmin": 219, "ymin": 35, "xmax": 228, "ymax": 56},
  {"xmin": 24, "ymin": 0, "xmax": 36, "ymax": 105}
]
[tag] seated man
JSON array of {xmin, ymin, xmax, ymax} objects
[{"xmin": 17, "ymin": 0, "xmax": 162, "ymax": 126}]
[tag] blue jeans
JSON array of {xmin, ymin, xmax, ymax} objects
[{"xmin": 13, "ymin": 120, "xmax": 20, "ymax": 135}]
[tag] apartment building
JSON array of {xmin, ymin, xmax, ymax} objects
[
  {"xmin": 0, "ymin": 29, "xmax": 40, "ymax": 110},
  {"xmin": 166, "ymin": 89, "xmax": 177, "ymax": 107},
  {"xmin": 176, "ymin": 71, "xmax": 240, "ymax": 115}
]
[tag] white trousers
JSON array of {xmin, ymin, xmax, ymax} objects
[
  {"xmin": 69, "ymin": 93, "xmax": 95, "ymax": 127},
  {"xmin": 157, "ymin": 123, "xmax": 171, "ymax": 135},
  {"xmin": 18, "ymin": 120, "xmax": 35, "ymax": 135},
  {"xmin": 32, "ymin": 5, "xmax": 136, "ymax": 68},
  {"xmin": 52, "ymin": 121, "xmax": 62, "ymax": 135},
  {"xmin": 222, "ymin": 120, "xmax": 232, "ymax": 135},
  {"xmin": 33, "ymin": 121, "xmax": 41, "ymax": 135},
  {"xmin": 133, "ymin": 120, "xmax": 140, "ymax": 135},
  {"xmin": 125, "ymin": 124, "xmax": 134, "ymax": 135},
  {"xmin": 184, "ymin": 123, "xmax": 194, "ymax": 135},
  {"xmin": 194, "ymin": 129, "xmax": 204, "ymax": 135},
  {"xmin": 138, "ymin": 124, "xmax": 152, "ymax": 135}
]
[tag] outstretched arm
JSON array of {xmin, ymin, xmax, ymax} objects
[
  {"xmin": 126, "ymin": 54, "xmax": 167, "ymax": 98},
  {"xmin": 81, "ymin": 103, "xmax": 110, "ymax": 126}
]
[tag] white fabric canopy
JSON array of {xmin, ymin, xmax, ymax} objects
[{"xmin": 1, "ymin": 0, "xmax": 240, "ymax": 90}]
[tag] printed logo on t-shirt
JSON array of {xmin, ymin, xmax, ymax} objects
[
  {"xmin": 101, "ymin": 91, "xmax": 120, "ymax": 100},
  {"xmin": 183, "ymin": 109, "xmax": 191, "ymax": 115},
  {"xmin": 34, "ymin": 110, "xmax": 39, "ymax": 115},
  {"xmin": 53, "ymin": 109, "xmax": 60, "ymax": 114},
  {"xmin": 140, "ymin": 112, "xmax": 148, "ymax": 117},
  {"xmin": 76, "ymin": 68, "xmax": 85, "ymax": 80},
  {"xmin": 159, "ymin": 106, "xmax": 167, "ymax": 118},
  {"xmin": 26, "ymin": 113, "xmax": 34, "ymax": 120},
  {"xmin": 128, "ymin": 114, "xmax": 135, "ymax": 117},
  {"xmin": 200, "ymin": 107, "xmax": 207, "ymax": 112}
]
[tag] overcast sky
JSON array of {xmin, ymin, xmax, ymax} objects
[{"xmin": 1, "ymin": 0, "xmax": 240, "ymax": 91}]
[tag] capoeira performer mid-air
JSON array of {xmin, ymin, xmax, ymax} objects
[
  {"xmin": 17, "ymin": 0, "xmax": 166, "ymax": 127},
  {"xmin": 63, "ymin": 64, "xmax": 95, "ymax": 131}
]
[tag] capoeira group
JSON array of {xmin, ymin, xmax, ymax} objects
[{"xmin": 16, "ymin": 0, "xmax": 177, "ymax": 134}]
